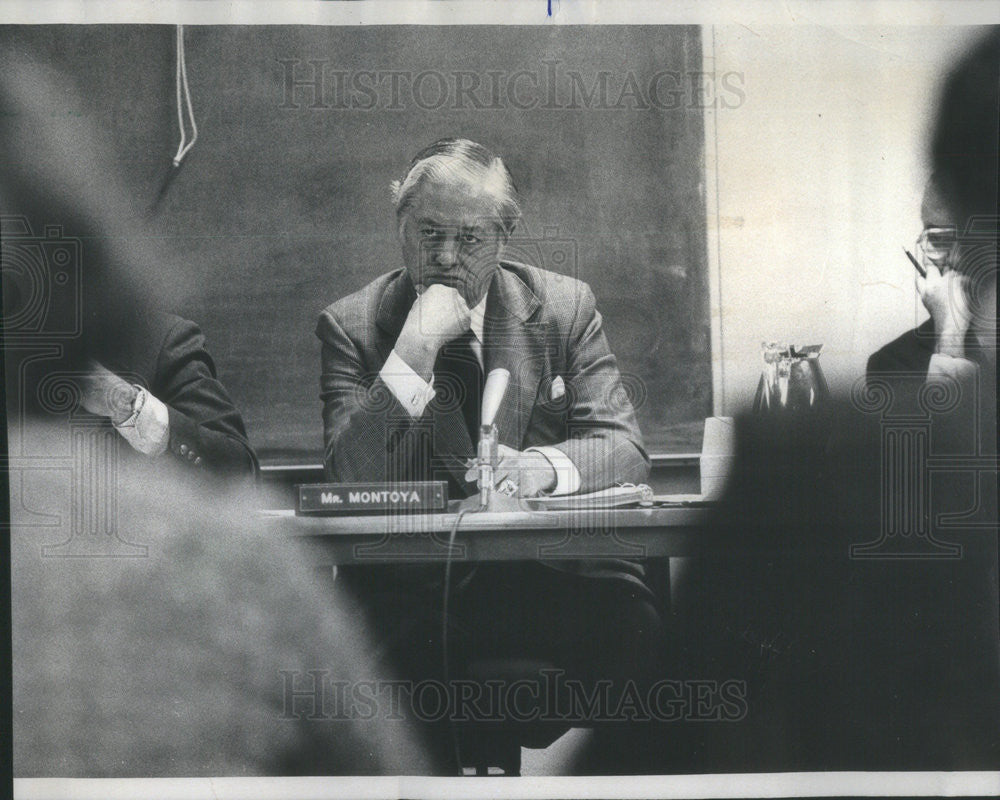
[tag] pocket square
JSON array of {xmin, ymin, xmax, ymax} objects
[{"xmin": 550, "ymin": 375, "xmax": 566, "ymax": 400}]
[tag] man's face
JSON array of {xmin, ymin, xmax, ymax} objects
[
  {"xmin": 919, "ymin": 181, "xmax": 959, "ymax": 271},
  {"xmin": 921, "ymin": 181, "xmax": 997, "ymax": 364},
  {"xmin": 398, "ymin": 175, "xmax": 506, "ymax": 306}
]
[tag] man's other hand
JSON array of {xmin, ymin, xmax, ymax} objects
[
  {"xmin": 917, "ymin": 264, "xmax": 972, "ymax": 357},
  {"xmin": 79, "ymin": 361, "xmax": 137, "ymax": 424},
  {"xmin": 465, "ymin": 444, "xmax": 557, "ymax": 499},
  {"xmin": 394, "ymin": 283, "xmax": 472, "ymax": 379}
]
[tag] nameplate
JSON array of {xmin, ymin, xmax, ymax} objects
[{"xmin": 296, "ymin": 482, "xmax": 448, "ymax": 515}]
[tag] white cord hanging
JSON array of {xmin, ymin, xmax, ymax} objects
[{"xmin": 172, "ymin": 25, "xmax": 198, "ymax": 167}]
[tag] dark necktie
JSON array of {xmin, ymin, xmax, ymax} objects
[{"xmin": 435, "ymin": 330, "xmax": 483, "ymax": 448}]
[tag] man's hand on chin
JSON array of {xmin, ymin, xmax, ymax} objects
[
  {"xmin": 394, "ymin": 283, "xmax": 472, "ymax": 379},
  {"xmin": 918, "ymin": 263, "xmax": 972, "ymax": 357},
  {"xmin": 465, "ymin": 444, "xmax": 557, "ymax": 499}
]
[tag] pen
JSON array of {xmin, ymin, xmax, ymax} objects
[{"xmin": 903, "ymin": 247, "xmax": 926, "ymax": 278}]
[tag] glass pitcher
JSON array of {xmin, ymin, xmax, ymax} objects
[{"xmin": 753, "ymin": 342, "xmax": 829, "ymax": 415}]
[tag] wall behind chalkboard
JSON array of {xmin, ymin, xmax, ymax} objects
[{"xmin": 10, "ymin": 24, "xmax": 711, "ymax": 461}]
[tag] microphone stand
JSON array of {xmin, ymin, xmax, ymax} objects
[{"xmin": 472, "ymin": 368, "xmax": 522, "ymax": 513}]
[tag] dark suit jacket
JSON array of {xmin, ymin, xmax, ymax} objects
[
  {"xmin": 317, "ymin": 262, "xmax": 652, "ymax": 589},
  {"xmin": 865, "ymin": 319, "xmax": 938, "ymax": 416},
  {"xmin": 866, "ymin": 318, "xmax": 937, "ymax": 379},
  {"xmin": 103, "ymin": 312, "xmax": 258, "ymax": 478},
  {"xmin": 317, "ymin": 261, "xmax": 649, "ymax": 494},
  {"xmin": 866, "ymin": 316, "xmax": 993, "ymax": 457}
]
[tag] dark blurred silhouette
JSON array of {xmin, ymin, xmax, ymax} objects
[
  {"xmin": 3, "ymin": 45, "xmax": 430, "ymax": 775},
  {"xmin": 579, "ymin": 28, "xmax": 998, "ymax": 774},
  {"xmin": 930, "ymin": 28, "xmax": 1000, "ymax": 228},
  {"xmin": 0, "ymin": 53, "xmax": 256, "ymax": 481},
  {"xmin": 11, "ymin": 450, "xmax": 431, "ymax": 775}
]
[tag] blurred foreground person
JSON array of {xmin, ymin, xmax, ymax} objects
[
  {"xmin": 11, "ymin": 428, "xmax": 431, "ymax": 775},
  {"xmin": 3, "ymin": 47, "xmax": 430, "ymax": 775},
  {"xmin": 0, "ymin": 50, "xmax": 256, "ymax": 482}
]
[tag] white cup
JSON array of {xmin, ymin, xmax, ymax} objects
[{"xmin": 700, "ymin": 416, "xmax": 736, "ymax": 500}]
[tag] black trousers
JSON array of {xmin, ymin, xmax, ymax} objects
[
  {"xmin": 339, "ymin": 561, "xmax": 664, "ymax": 771},
  {"xmin": 343, "ymin": 561, "xmax": 662, "ymax": 680}
]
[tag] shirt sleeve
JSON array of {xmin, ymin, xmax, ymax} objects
[
  {"xmin": 927, "ymin": 353, "xmax": 979, "ymax": 385},
  {"xmin": 380, "ymin": 349, "xmax": 436, "ymax": 418},
  {"xmin": 113, "ymin": 387, "xmax": 170, "ymax": 457},
  {"xmin": 527, "ymin": 445, "xmax": 582, "ymax": 496}
]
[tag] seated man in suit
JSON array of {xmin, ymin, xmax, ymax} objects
[
  {"xmin": 318, "ymin": 138, "xmax": 648, "ymax": 499},
  {"xmin": 78, "ymin": 310, "xmax": 258, "ymax": 479},
  {"xmin": 317, "ymin": 138, "xmax": 662, "ymax": 769}
]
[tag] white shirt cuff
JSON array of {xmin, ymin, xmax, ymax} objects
[
  {"xmin": 380, "ymin": 349, "xmax": 436, "ymax": 418},
  {"xmin": 927, "ymin": 353, "xmax": 978, "ymax": 384},
  {"xmin": 113, "ymin": 388, "xmax": 169, "ymax": 457},
  {"xmin": 527, "ymin": 445, "xmax": 581, "ymax": 496}
]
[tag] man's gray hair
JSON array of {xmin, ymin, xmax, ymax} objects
[{"xmin": 390, "ymin": 138, "xmax": 521, "ymax": 237}]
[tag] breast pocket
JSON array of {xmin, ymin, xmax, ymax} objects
[{"xmin": 530, "ymin": 374, "xmax": 572, "ymax": 441}]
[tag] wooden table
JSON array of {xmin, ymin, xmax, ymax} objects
[{"xmin": 261, "ymin": 504, "xmax": 718, "ymax": 565}]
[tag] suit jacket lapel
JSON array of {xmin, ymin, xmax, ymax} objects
[
  {"xmin": 374, "ymin": 269, "xmax": 417, "ymax": 365},
  {"xmin": 482, "ymin": 267, "xmax": 544, "ymax": 451}
]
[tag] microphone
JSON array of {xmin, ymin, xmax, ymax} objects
[
  {"xmin": 478, "ymin": 368, "xmax": 511, "ymax": 509},
  {"xmin": 480, "ymin": 368, "xmax": 511, "ymax": 428}
]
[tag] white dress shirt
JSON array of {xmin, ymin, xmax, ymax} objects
[
  {"xmin": 379, "ymin": 296, "xmax": 581, "ymax": 495},
  {"xmin": 112, "ymin": 387, "xmax": 170, "ymax": 457}
]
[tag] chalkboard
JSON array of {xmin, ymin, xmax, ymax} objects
[{"xmin": 7, "ymin": 25, "xmax": 711, "ymax": 461}]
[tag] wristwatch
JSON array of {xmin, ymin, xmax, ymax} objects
[{"xmin": 111, "ymin": 385, "xmax": 146, "ymax": 429}]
